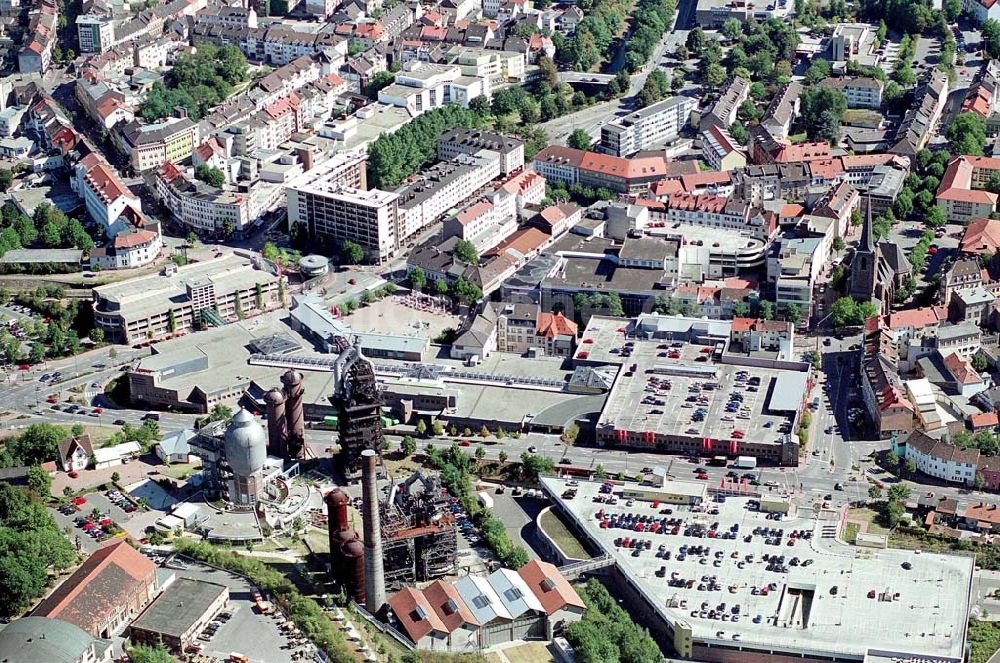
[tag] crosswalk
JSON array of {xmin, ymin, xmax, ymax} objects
[{"xmin": 820, "ymin": 524, "xmax": 838, "ymax": 540}]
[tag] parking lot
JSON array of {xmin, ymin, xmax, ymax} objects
[
  {"xmin": 167, "ymin": 560, "xmax": 313, "ymax": 662},
  {"xmin": 543, "ymin": 477, "xmax": 973, "ymax": 661},
  {"xmin": 599, "ymin": 340, "xmax": 795, "ymax": 444}
]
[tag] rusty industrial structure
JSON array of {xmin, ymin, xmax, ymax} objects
[
  {"xmin": 262, "ymin": 369, "xmax": 306, "ymax": 461},
  {"xmin": 317, "ymin": 336, "xmax": 457, "ymax": 610},
  {"xmin": 325, "ymin": 487, "xmax": 365, "ymax": 605},
  {"xmin": 280, "ymin": 369, "xmax": 306, "ymax": 459},
  {"xmin": 263, "ymin": 388, "xmax": 287, "ymax": 458},
  {"xmin": 327, "ymin": 336, "xmax": 383, "ymax": 476},
  {"xmin": 380, "ymin": 470, "xmax": 458, "ymax": 590}
]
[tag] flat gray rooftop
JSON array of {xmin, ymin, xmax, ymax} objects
[
  {"xmin": 541, "ymin": 477, "xmax": 972, "ymax": 661},
  {"xmin": 131, "ymin": 577, "xmax": 227, "ymax": 636}
]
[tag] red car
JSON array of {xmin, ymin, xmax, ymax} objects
[
  {"xmin": 94, "ymin": 407, "xmax": 104, "ymax": 414},
  {"xmin": 46, "ymin": 396, "xmax": 57, "ymax": 404},
  {"xmin": 458, "ymin": 440, "xmax": 471, "ymax": 447},
  {"xmin": 696, "ymin": 473, "xmax": 709, "ymax": 480},
  {"xmin": 68, "ymin": 471, "xmax": 79, "ymax": 479}
]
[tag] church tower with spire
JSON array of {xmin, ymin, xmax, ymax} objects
[{"xmin": 849, "ymin": 198, "xmax": 878, "ymax": 302}]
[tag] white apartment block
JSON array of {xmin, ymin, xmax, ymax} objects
[
  {"xmin": 73, "ymin": 153, "xmax": 143, "ymax": 238},
  {"xmin": 378, "ymin": 62, "xmax": 487, "ymax": 115},
  {"xmin": 600, "ymin": 95, "xmax": 696, "ymax": 157},
  {"xmin": 287, "ymin": 184, "xmax": 400, "ymax": 263},
  {"xmin": 447, "ymin": 47, "xmax": 526, "ymax": 87},
  {"xmin": 442, "ymin": 188, "xmax": 517, "ymax": 251}
]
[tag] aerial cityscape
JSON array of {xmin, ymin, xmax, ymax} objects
[{"xmin": 3, "ymin": 0, "xmax": 1000, "ymax": 660}]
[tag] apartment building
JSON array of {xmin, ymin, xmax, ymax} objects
[
  {"xmin": 90, "ymin": 228, "xmax": 163, "ymax": 270},
  {"xmin": 819, "ymin": 76, "xmax": 884, "ymax": 109},
  {"xmin": 288, "ymin": 184, "xmax": 400, "ymax": 263},
  {"xmin": 442, "ymin": 188, "xmax": 517, "ymax": 251},
  {"xmin": 936, "ymin": 155, "xmax": 1000, "ymax": 223},
  {"xmin": 18, "ymin": 0, "xmax": 57, "ymax": 73},
  {"xmin": 662, "ymin": 193, "xmax": 773, "ymax": 238},
  {"xmin": 767, "ymin": 236, "xmax": 825, "ymax": 318},
  {"xmin": 92, "ymin": 253, "xmax": 281, "ymax": 343},
  {"xmin": 397, "ymin": 149, "xmax": 503, "ymax": 241},
  {"xmin": 701, "ymin": 124, "xmax": 747, "ymax": 171},
  {"xmin": 892, "ymin": 70, "xmax": 948, "ymax": 156},
  {"xmin": 599, "ymin": 95, "xmax": 697, "ymax": 157},
  {"xmin": 447, "ymin": 46, "xmax": 526, "ymax": 86},
  {"xmin": 533, "ymin": 146, "xmax": 698, "ymax": 194},
  {"xmin": 155, "ymin": 162, "xmax": 280, "ymax": 234},
  {"xmin": 120, "ymin": 116, "xmax": 199, "ymax": 172},
  {"xmin": 77, "ymin": 13, "xmax": 115, "ymax": 53},
  {"xmin": 438, "ymin": 128, "xmax": 525, "ymax": 176},
  {"xmin": 700, "ymin": 76, "xmax": 749, "ymax": 131},
  {"xmin": 760, "ymin": 82, "xmax": 802, "ymax": 138},
  {"xmin": 73, "ymin": 152, "xmax": 144, "ymax": 238}
]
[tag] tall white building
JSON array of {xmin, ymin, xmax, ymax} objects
[
  {"xmin": 287, "ymin": 184, "xmax": 401, "ymax": 263},
  {"xmin": 599, "ymin": 96, "xmax": 697, "ymax": 157}
]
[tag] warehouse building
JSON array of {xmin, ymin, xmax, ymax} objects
[{"xmin": 128, "ymin": 578, "xmax": 229, "ymax": 653}]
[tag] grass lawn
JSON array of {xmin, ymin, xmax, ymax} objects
[
  {"xmin": 157, "ymin": 461, "xmax": 201, "ymax": 480},
  {"xmin": 969, "ymin": 620, "xmax": 1000, "ymax": 663},
  {"xmin": 843, "ymin": 522, "xmax": 859, "ymax": 543},
  {"xmin": 846, "ymin": 507, "xmax": 890, "ymax": 535},
  {"xmin": 788, "ymin": 132, "xmax": 809, "ymax": 143},
  {"xmin": 485, "ymin": 643, "xmax": 554, "ymax": 663},
  {"xmin": 539, "ymin": 509, "xmax": 591, "ymax": 560}
]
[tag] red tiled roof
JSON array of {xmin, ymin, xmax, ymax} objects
[
  {"xmin": 34, "ymin": 540, "xmax": 156, "ymax": 636},
  {"xmin": 943, "ymin": 352, "xmax": 982, "ymax": 385},
  {"xmin": 518, "ymin": 560, "xmax": 585, "ymax": 614},
  {"xmin": 113, "ymin": 229, "xmax": 157, "ymax": 249},
  {"xmin": 422, "ymin": 579, "xmax": 480, "ymax": 630},
  {"xmin": 536, "ymin": 311, "xmax": 577, "ymax": 338},
  {"xmin": 387, "ymin": 588, "xmax": 447, "ymax": 642},
  {"xmin": 456, "ymin": 200, "xmax": 492, "ymax": 226},
  {"xmin": 961, "ymin": 217, "xmax": 1000, "ymax": 255},
  {"xmin": 971, "ymin": 412, "xmax": 999, "ymax": 429},
  {"xmin": 886, "ymin": 306, "xmax": 944, "ymax": 330}
]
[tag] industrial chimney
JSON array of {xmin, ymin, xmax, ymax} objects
[
  {"xmin": 263, "ymin": 388, "xmax": 287, "ymax": 458},
  {"xmin": 360, "ymin": 449, "xmax": 386, "ymax": 614},
  {"xmin": 281, "ymin": 369, "xmax": 305, "ymax": 458}
]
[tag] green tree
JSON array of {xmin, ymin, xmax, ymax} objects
[
  {"xmin": 475, "ymin": 446, "xmax": 486, "ymax": 461},
  {"xmin": 498, "ymin": 450, "xmax": 508, "ymax": 464},
  {"xmin": 829, "ymin": 297, "xmax": 858, "ymax": 327},
  {"xmin": 409, "ymin": 267, "xmax": 426, "ymax": 291},
  {"xmin": 453, "ymin": 239, "xmax": 479, "ymax": 265},
  {"xmin": 401, "ymin": 435, "xmax": 417, "ymax": 457},
  {"xmin": 416, "ymin": 419, "xmax": 428, "ymax": 436},
  {"xmin": 868, "ymin": 485, "xmax": 883, "ymax": 501},
  {"xmin": 341, "ymin": 240, "xmax": 364, "ymax": 264},
  {"xmin": 800, "ymin": 86, "xmax": 847, "ymax": 143},
  {"xmin": 832, "ymin": 236, "xmax": 846, "ymax": 252},
  {"xmin": 758, "ymin": 300, "xmax": 774, "ymax": 320},
  {"xmin": 0, "ymin": 169, "xmax": 13, "ymax": 192},
  {"xmin": 721, "ymin": 17, "xmax": 742, "ymax": 40},
  {"xmin": 26, "ymin": 465, "xmax": 50, "ymax": 496},
  {"xmin": 567, "ymin": 129, "xmax": 593, "ymax": 151},
  {"xmin": 364, "ymin": 71, "xmax": 396, "ymax": 99},
  {"xmin": 886, "ymin": 451, "xmax": 899, "ymax": 468},
  {"xmin": 194, "ymin": 164, "xmax": 225, "ymax": 187},
  {"xmin": 905, "ymin": 457, "xmax": 917, "ymax": 476},
  {"xmin": 129, "ymin": 643, "xmax": 178, "ymax": 663},
  {"xmin": 946, "ymin": 113, "xmax": 988, "ymax": 156},
  {"xmin": 111, "ymin": 471, "xmax": 121, "ymax": 484}
]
